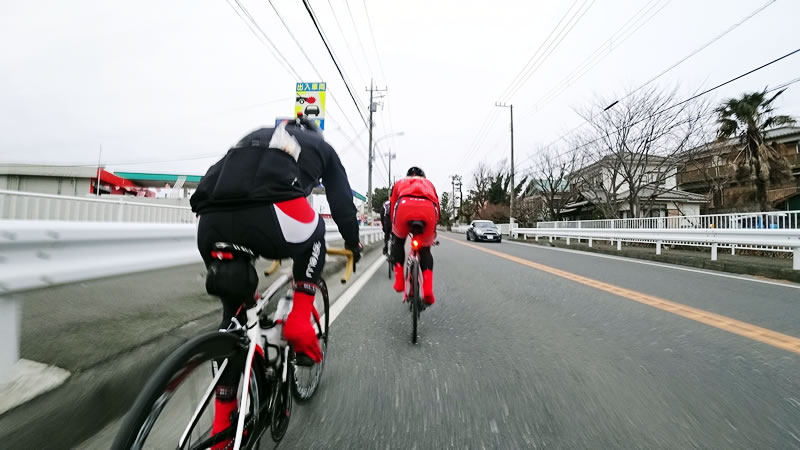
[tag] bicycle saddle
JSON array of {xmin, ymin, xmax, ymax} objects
[
  {"xmin": 211, "ymin": 242, "xmax": 256, "ymax": 260},
  {"xmin": 408, "ymin": 220, "xmax": 426, "ymax": 235}
]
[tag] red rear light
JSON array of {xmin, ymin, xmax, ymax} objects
[
  {"xmin": 211, "ymin": 251, "xmax": 234, "ymax": 260},
  {"xmin": 412, "ymin": 239, "xmax": 419, "ymax": 249}
]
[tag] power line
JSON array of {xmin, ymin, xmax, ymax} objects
[
  {"xmin": 362, "ymin": 0, "xmax": 388, "ymax": 83},
  {"xmin": 463, "ymin": 2, "xmax": 588, "ymax": 169},
  {"xmin": 523, "ymin": 0, "xmax": 772, "ymax": 156},
  {"xmin": 501, "ymin": 0, "xmax": 596, "ymax": 103},
  {"xmin": 516, "ymin": 68, "xmax": 800, "ymax": 177},
  {"xmin": 301, "ymin": 0, "xmax": 368, "ymax": 128},
  {"xmin": 266, "ymin": 0, "xmax": 367, "ymax": 157},
  {"xmin": 325, "ymin": 0, "xmax": 368, "ymax": 91},
  {"xmin": 228, "ymin": 0, "xmax": 369, "ymax": 150},
  {"xmin": 463, "ymin": 0, "xmax": 595, "ymax": 169},
  {"xmin": 663, "ymin": 47, "xmax": 799, "ymax": 113},
  {"xmin": 619, "ymin": 0, "xmax": 776, "ymax": 102},
  {"xmin": 344, "ymin": 0, "xmax": 375, "ymax": 77},
  {"xmin": 497, "ymin": 0, "xmax": 582, "ymax": 102},
  {"xmin": 227, "ymin": 0, "xmax": 301, "ymax": 79},
  {"xmin": 524, "ymin": 0, "xmax": 670, "ymax": 116}
]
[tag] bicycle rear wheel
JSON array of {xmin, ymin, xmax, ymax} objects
[
  {"xmin": 112, "ymin": 331, "xmax": 267, "ymax": 450},
  {"xmin": 410, "ymin": 261, "xmax": 420, "ymax": 344},
  {"xmin": 291, "ymin": 279, "xmax": 329, "ymax": 401}
]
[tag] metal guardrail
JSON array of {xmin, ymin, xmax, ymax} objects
[
  {"xmin": 513, "ymin": 226, "xmax": 800, "ymax": 271},
  {"xmin": 537, "ymin": 210, "xmax": 800, "ymax": 230},
  {"xmin": 0, "ymin": 189, "xmax": 195, "ymax": 223},
  {"xmin": 0, "ymin": 220, "xmax": 383, "ymax": 381}
]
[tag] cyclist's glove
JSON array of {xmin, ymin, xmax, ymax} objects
[{"xmin": 345, "ymin": 241, "xmax": 363, "ymax": 264}]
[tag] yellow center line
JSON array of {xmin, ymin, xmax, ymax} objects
[{"xmin": 442, "ymin": 235, "xmax": 800, "ymax": 355}]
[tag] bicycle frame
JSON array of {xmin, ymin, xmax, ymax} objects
[
  {"xmin": 176, "ymin": 272, "xmax": 293, "ymax": 450},
  {"xmin": 404, "ymin": 237, "xmax": 423, "ymax": 299}
]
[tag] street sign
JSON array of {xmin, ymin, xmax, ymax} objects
[{"xmin": 295, "ymin": 82, "xmax": 326, "ymax": 130}]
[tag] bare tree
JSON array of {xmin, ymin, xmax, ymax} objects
[
  {"xmin": 575, "ymin": 86, "xmax": 711, "ymax": 218},
  {"xmin": 514, "ymin": 195, "xmax": 545, "ymax": 227},
  {"xmin": 680, "ymin": 141, "xmax": 736, "ymax": 210},
  {"xmin": 570, "ymin": 133, "xmax": 627, "ymax": 219},
  {"xmin": 529, "ymin": 147, "xmax": 577, "ymax": 221}
]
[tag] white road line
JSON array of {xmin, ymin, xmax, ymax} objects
[
  {"xmin": 328, "ymin": 256, "xmax": 384, "ymax": 324},
  {"xmin": 504, "ymin": 239, "xmax": 800, "ymax": 290}
]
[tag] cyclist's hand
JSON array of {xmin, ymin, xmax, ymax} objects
[{"xmin": 345, "ymin": 241, "xmax": 363, "ymax": 264}]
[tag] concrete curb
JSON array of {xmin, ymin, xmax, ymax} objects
[
  {"xmin": 507, "ymin": 236, "xmax": 800, "ymax": 284},
  {"xmin": 0, "ymin": 241, "xmax": 381, "ymax": 449}
]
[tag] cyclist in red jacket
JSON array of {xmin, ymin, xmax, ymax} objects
[{"xmin": 389, "ymin": 167, "xmax": 440, "ymax": 305}]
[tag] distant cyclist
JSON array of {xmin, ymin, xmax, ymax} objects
[
  {"xmin": 191, "ymin": 118, "xmax": 361, "ymax": 447},
  {"xmin": 389, "ymin": 167, "xmax": 440, "ymax": 305},
  {"xmin": 380, "ymin": 199, "xmax": 391, "ymax": 255}
]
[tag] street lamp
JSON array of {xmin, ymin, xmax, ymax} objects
[{"xmin": 375, "ymin": 131, "xmax": 404, "ymax": 187}]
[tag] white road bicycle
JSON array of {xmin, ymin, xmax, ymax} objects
[{"xmin": 111, "ymin": 245, "xmax": 354, "ymax": 450}]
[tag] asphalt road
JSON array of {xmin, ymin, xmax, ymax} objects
[
  {"xmin": 76, "ymin": 234, "xmax": 800, "ymax": 448},
  {"xmin": 275, "ymin": 234, "xmax": 800, "ymax": 449}
]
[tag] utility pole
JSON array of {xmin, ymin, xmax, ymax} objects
[
  {"xmin": 366, "ymin": 79, "xmax": 388, "ymax": 219},
  {"xmin": 385, "ymin": 149, "xmax": 396, "ymax": 188},
  {"xmin": 450, "ymin": 174, "xmax": 461, "ymax": 224},
  {"xmin": 495, "ymin": 102, "xmax": 514, "ymax": 226},
  {"xmin": 95, "ymin": 144, "xmax": 103, "ymax": 196}
]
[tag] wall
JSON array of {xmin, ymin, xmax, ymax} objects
[{"xmin": 0, "ymin": 175, "xmax": 92, "ymax": 196}]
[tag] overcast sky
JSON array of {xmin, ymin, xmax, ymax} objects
[{"xmin": 2, "ymin": 0, "xmax": 799, "ymax": 197}]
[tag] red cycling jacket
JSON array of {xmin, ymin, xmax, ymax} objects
[{"xmin": 389, "ymin": 177, "xmax": 439, "ymax": 219}]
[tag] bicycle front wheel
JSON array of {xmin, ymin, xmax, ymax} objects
[
  {"xmin": 291, "ymin": 278, "xmax": 330, "ymax": 401},
  {"xmin": 112, "ymin": 331, "xmax": 267, "ymax": 450}
]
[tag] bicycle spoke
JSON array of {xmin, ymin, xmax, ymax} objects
[{"xmin": 178, "ymin": 359, "xmax": 228, "ymax": 448}]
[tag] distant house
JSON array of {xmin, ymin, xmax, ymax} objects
[
  {"xmin": 677, "ymin": 126, "xmax": 800, "ymax": 211},
  {"xmin": 560, "ymin": 154, "xmax": 707, "ymax": 220}
]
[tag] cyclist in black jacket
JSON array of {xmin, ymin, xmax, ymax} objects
[{"xmin": 192, "ymin": 118, "xmax": 361, "ymax": 367}]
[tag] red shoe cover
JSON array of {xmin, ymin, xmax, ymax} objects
[
  {"xmin": 393, "ymin": 263, "xmax": 404, "ymax": 292},
  {"xmin": 283, "ymin": 291, "xmax": 322, "ymax": 363},
  {"xmin": 422, "ymin": 269, "xmax": 435, "ymax": 305},
  {"xmin": 212, "ymin": 397, "xmax": 237, "ymax": 450}
]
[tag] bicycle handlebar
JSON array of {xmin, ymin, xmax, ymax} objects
[
  {"xmin": 264, "ymin": 248, "xmax": 355, "ymax": 284},
  {"xmin": 264, "ymin": 259, "xmax": 282, "ymax": 276},
  {"xmin": 326, "ymin": 247, "xmax": 355, "ymax": 284}
]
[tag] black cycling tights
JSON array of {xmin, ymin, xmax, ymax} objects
[
  {"xmin": 391, "ymin": 233, "xmax": 433, "ymax": 271},
  {"xmin": 198, "ymin": 205, "xmax": 326, "ymax": 391},
  {"xmin": 197, "ymin": 205, "xmax": 326, "ymax": 322}
]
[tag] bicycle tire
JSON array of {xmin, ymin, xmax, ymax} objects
[
  {"xmin": 410, "ymin": 260, "xmax": 419, "ymax": 344},
  {"xmin": 290, "ymin": 278, "xmax": 329, "ymax": 401},
  {"xmin": 270, "ymin": 365, "xmax": 292, "ymax": 442},
  {"xmin": 112, "ymin": 331, "xmax": 268, "ymax": 450}
]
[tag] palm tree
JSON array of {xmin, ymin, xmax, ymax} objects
[{"xmin": 715, "ymin": 88, "xmax": 796, "ymax": 211}]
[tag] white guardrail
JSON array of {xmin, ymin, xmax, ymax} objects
[
  {"xmin": 530, "ymin": 211, "xmax": 800, "ymax": 258},
  {"xmin": 0, "ymin": 189, "xmax": 196, "ymax": 223},
  {"xmin": 512, "ymin": 227, "xmax": 800, "ymax": 270},
  {"xmin": 537, "ymin": 210, "xmax": 800, "ymax": 230},
  {"xmin": 0, "ymin": 220, "xmax": 383, "ymax": 381}
]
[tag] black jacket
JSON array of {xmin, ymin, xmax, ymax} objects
[{"xmin": 190, "ymin": 124, "xmax": 360, "ymax": 245}]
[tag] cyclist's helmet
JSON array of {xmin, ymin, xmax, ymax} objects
[
  {"xmin": 406, "ymin": 166, "xmax": 425, "ymax": 177},
  {"xmin": 287, "ymin": 116, "xmax": 322, "ymax": 135}
]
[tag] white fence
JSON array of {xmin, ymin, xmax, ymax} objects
[
  {"xmin": 0, "ymin": 220, "xmax": 383, "ymax": 382},
  {"xmin": 537, "ymin": 210, "xmax": 800, "ymax": 231},
  {"xmin": 513, "ymin": 226, "xmax": 800, "ymax": 270},
  {"xmin": 0, "ymin": 189, "xmax": 195, "ymax": 223}
]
